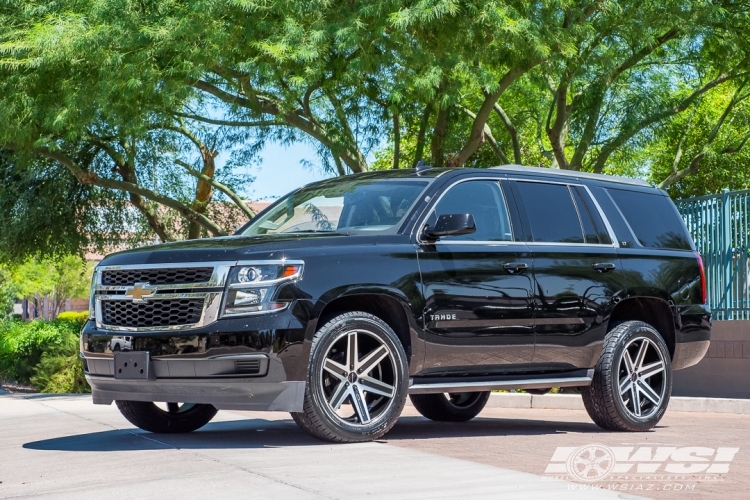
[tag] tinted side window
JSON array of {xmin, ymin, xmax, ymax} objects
[
  {"xmin": 432, "ymin": 180, "xmax": 513, "ymax": 241},
  {"xmin": 607, "ymin": 189, "xmax": 692, "ymax": 250},
  {"xmin": 515, "ymin": 182, "xmax": 583, "ymax": 243}
]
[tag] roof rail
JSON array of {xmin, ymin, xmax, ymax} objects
[
  {"xmin": 415, "ymin": 160, "xmax": 432, "ymax": 175},
  {"xmin": 490, "ymin": 165, "xmax": 650, "ymax": 187}
]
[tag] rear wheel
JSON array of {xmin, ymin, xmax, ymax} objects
[
  {"xmin": 410, "ymin": 391, "xmax": 490, "ymax": 422},
  {"xmin": 115, "ymin": 401, "xmax": 217, "ymax": 433},
  {"xmin": 291, "ymin": 311, "xmax": 409, "ymax": 443},
  {"xmin": 582, "ymin": 320, "xmax": 672, "ymax": 432}
]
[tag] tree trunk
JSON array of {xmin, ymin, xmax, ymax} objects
[
  {"xmin": 187, "ymin": 146, "xmax": 216, "ymax": 239},
  {"xmin": 412, "ymin": 104, "xmax": 432, "ymax": 167},
  {"xmin": 431, "ymin": 106, "xmax": 449, "ymax": 168}
]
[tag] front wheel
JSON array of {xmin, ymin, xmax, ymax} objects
[
  {"xmin": 115, "ymin": 401, "xmax": 217, "ymax": 433},
  {"xmin": 291, "ymin": 311, "xmax": 409, "ymax": 443},
  {"xmin": 410, "ymin": 391, "xmax": 490, "ymax": 422},
  {"xmin": 582, "ymin": 321, "xmax": 672, "ymax": 432}
]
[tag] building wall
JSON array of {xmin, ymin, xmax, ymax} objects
[{"xmin": 672, "ymin": 320, "xmax": 750, "ymax": 399}]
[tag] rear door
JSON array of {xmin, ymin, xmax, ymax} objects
[
  {"xmin": 417, "ymin": 177, "xmax": 536, "ymax": 375},
  {"xmin": 509, "ymin": 179, "xmax": 625, "ymax": 370}
]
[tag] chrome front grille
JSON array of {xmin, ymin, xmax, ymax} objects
[
  {"xmin": 101, "ymin": 267, "xmax": 214, "ymax": 286},
  {"xmin": 102, "ymin": 299, "xmax": 205, "ymax": 328},
  {"xmin": 94, "ymin": 262, "xmax": 233, "ymax": 332}
]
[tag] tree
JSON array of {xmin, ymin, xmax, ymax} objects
[
  {"xmin": 10, "ymin": 256, "xmax": 93, "ymax": 318},
  {"xmin": 1, "ymin": 0, "xmax": 750, "ymax": 261}
]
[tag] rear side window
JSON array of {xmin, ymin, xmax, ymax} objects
[
  {"xmin": 606, "ymin": 189, "xmax": 692, "ymax": 250},
  {"xmin": 515, "ymin": 182, "xmax": 583, "ymax": 243}
]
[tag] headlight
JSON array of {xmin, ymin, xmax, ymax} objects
[
  {"xmin": 221, "ymin": 261, "xmax": 303, "ymax": 317},
  {"xmin": 89, "ymin": 268, "xmax": 98, "ymax": 320}
]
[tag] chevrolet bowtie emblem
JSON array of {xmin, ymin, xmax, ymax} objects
[{"xmin": 125, "ymin": 283, "xmax": 156, "ymax": 302}]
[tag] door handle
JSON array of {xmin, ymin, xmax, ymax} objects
[
  {"xmin": 592, "ymin": 262, "xmax": 616, "ymax": 272},
  {"xmin": 503, "ymin": 262, "xmax": 528, "ymax": 274}
]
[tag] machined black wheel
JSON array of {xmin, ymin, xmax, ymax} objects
[
  {"xmin": 291, "ymin": 311, "xmax": 409, "ymax": 442},
  {"xmin": 582, "ymin": 321, "xmax": 672, "ymax": 432},
  {"xmin": 410, "ymin": 391, "xmax": 490, "ymax": 422},
  {"xmin": 115, "ymin": 401, "xmax": 218, "ymax": 434}
]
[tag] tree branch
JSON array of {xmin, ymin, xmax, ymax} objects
[
  {"xmin": 33, "ymin": 147, "xmax": 227, "ymax": 237},
  {"xmin": 461, "ymin": 106, "xmax": 509, "ymax": 164},
  {"xmin": 447, "ymin": 62, "xmax": 538, "ymax": 167},
  {"xmin": 173, "ymin": 111, "xmax": 285, "ymax": 128},
  {"xmin": 492, "ymin": 103, "xmax": 522, "ymax": 164},
  {"xmin": 593, "ymin": 68, "xmax": 749, "ymax": 173},
  {"xmin": 174, "ymin": 159, "xmax": 255, "ymax": 219}
]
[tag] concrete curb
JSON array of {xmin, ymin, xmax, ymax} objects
[{"xmin": 478, "ymin": 393, "xmax": 750, "ymax": 414}]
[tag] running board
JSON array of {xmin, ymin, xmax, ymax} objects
[{"xmin": 408, "ymin": 369, "xmax": 594, "ymax": 395}]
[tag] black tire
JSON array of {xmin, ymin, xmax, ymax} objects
[
  {"xmin": 291, "ymin": 311, "xmax": 409, "ymax": 443},
  {"xmin": 410, "ymin": 391, "xmax": 490, "ymax": 422},
  {"xmin": 582, "ymin": 320, "xmax": 672, "ymax": 432},
  {"xmin": 113, "ymin": 343, "xmax": 121, "ymax": 351},
  {"xmin": 115, "ymin": 401, "xmax": 218, "ymax": 433}
]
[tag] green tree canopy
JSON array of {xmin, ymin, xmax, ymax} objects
[{"xmin": 1, "ymin": 0, "xmax": 749, "ymax": 259}]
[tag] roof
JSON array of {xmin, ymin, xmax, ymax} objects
[{"xmin": 490, "ymin": 165, "xmax": 650, "ymax": 187}]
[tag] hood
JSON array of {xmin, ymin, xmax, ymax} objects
[{"xmin": 98, "ymin": 233, "xmax": 378, "ymax": 267}]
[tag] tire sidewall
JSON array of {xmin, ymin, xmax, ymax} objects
[
  {"xmin": 307, "ymin": 314, "xmax": 409, "ymax": 441},
  {"xmin": 609, "ymin": 324, "xmax": 672, "ymax": 431}
]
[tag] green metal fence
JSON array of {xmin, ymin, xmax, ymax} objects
[{"xmin": 676, "ymin": 189, "xmax": 750, "ymax": 320}]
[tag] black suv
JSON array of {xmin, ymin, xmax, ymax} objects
[{"xmin": 81, "ymin": 166, "xmax": 711, "ymax": 442}]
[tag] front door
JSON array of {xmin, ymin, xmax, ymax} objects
[
  {"xmin": 510, "ymin": 179, "xmax": 625, "ymax": 370},
  {"xmin": 417, "ymin": 178, "xmax": 535, "ymax": 375}
]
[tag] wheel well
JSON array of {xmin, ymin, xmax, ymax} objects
[
  {"xmin": 317, "ymin": 294, "xmax": 412, "ymax": 359},
  {"xmin": 608, "ymin": 297, "xmax": 675, "ymax": 357}
]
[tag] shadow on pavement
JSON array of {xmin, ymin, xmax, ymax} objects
[
  {"xmin": 384, "ymin": 415, "xmax": 609, "ymax": 441},
  {"xmin": 24, "ymin": 413, "xmax": 612, "ymax": 452},
  {"xmin": 23, "ymin": 418, "xmax": 319, "ymax": 452}
]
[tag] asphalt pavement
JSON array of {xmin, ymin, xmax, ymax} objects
[{"xmin": 1, "ymin": 392, "xmax": 748, "ymax": 499}]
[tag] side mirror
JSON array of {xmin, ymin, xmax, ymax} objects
[{"xmin": 423, "ymin": 214, "xmax": 476, "ymax": 240}]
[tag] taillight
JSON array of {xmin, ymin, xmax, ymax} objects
[{"xmin": 695, "ymin": 252, "xmax": 707, "ymax": 304}]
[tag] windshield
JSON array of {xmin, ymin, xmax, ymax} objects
[{"xmin": 242, "ymin": 178, "xmax": 429, "ymax": 235}]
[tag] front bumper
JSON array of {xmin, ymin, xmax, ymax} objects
[
  {"xmin": 80, "ymin": 302, "xmax": 312, "ymax": 411},
  {"xmin": 85, "ymin": 375, "xmax": 306, "ymax": 412}
]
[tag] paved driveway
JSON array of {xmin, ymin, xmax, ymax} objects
[{"xmin": 1, "ymin": 393, "xmax": 747, "ymax": 499}]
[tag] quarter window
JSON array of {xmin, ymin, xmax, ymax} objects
[
  {"xmin": 607, "ymin": 189, "xmax": 692, "ymax": 250},
  {"xmin": 431, "ymin": 180, "xmax": 513, "ymax": 241}
]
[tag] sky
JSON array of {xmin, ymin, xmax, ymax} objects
[{"xmin": 242, "ymin": 141, "xmax": 336, "ymax": 201}]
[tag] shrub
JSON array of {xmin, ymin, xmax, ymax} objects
[
  {"xmin": 0, "ymin": 318, "xmax": 89, "ymax": 393},
  {"xmin": 56, "ymin": 311, "xmax": 89, "ymax": 322}
]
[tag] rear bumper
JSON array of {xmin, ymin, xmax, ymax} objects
[{"xmin": 672, "ymin": 340, "xmax": 710, "ymax": 370}]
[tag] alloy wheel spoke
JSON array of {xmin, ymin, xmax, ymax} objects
[
  {"xmin": 622, "ymin": 350, "xmax": 635, "ymax": 376},
  {"xmin": 358, "ymin": 375, "xmax": 395, "ymax": 398},
  {"xmin": 356, "ymin": 345, "xmax": 389, "ymax": 376},
  {"xmin": 167, "ymin": 403, "xmax": 180, "ymax": 413},
  {"xmin": 324, "ymin": 359, "xmax": 348, "ymax": 381},
  {"xmin": 328, "ymin": 381, "xmax": 350, "ymax": 410},
  {"xmin": 351, "ymin": 385, "xmax": 371, "ymax": 423},
  {"xmin": 634, "ymin": 339, "xmax": 649, "ymax": 371},
  {"xmin": 346, "ymin": 331, "xmax": 358, "ymax": 371},
  {"xmin": 619, "ymin": 377, "xmax": 633, "ymax": 395},
  {"xmin": 637, "ymin": 379, "xmax": 662, "ymax": 406},
  {"xmin": 638, "ymin": 360, "xmax": 665, "ymax": 380},
  {"xmin": 630, "ymin": 384, "xmax": 642, "ymax": 416}
]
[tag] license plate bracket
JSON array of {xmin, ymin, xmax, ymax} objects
[{"xmin": 113, "ymin": 351, "xmax": 150, "ymax": 380}]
